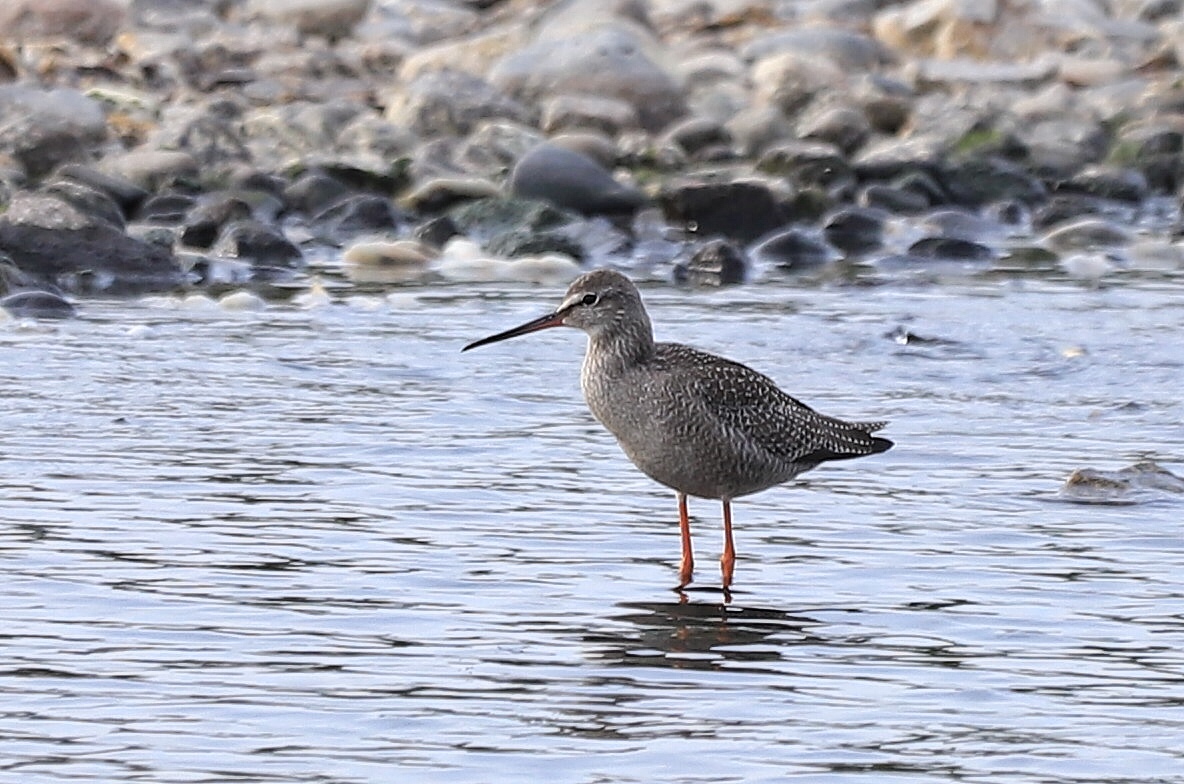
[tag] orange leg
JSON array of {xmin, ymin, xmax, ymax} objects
[
  {"xmin": 720, "ymin": 500, "xmax": 736, "ymax": 591},
  {"xmin": 677, "ymin": 492, "xmax": 694, "ymax": 588}
]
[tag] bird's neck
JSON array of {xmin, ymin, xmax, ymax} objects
[{"xmin": 584, "ymin": 319, "xmax": 656, "ymax": 378}]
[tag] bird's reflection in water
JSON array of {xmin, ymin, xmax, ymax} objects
[{"xmin": 585, "ymin": 597, "xmax": 821, "ymax": 670}]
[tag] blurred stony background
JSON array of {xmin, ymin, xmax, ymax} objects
[{"xmin": 1, "ymin": 0, "xmax": 1183, "ymax": 307}]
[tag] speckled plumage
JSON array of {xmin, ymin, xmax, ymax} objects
[{"xmin": 463, "ymin": 268, "xmax": 893, "ymax": 591}]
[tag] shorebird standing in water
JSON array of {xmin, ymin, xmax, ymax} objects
[{"xmin": 464, "ymin": 269, "xmax": 892, "ymax": 593}]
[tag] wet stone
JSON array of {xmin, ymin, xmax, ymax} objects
[
  {"xmin": 757, "ymin": 141, "xmax": 855, "ymax": 195},
  {"xmin": 916, "ymin": 209, "xmax": 1001, "ymax": 242},
  {"xmin": 752, "ymin": 228, "xmax": 833, "ymax": 272},
  {"xmin": 490, "ymin": 24, "xmax": 687, "ymax": 133},
  {"xmin": 55, "ymin": 164, "xmax": 148, "ymax": 216},
  {"xmin": 385, "ymin": 69, "xmax": 532, "ymax": 138},
  {"xmin": 449, "ymin": 197, "xmax": 574, "ymax": 239},
  {"xmin": 1042, "ymin": 217, "xmax": 1134, "ymax": 251},
  {"xmin": 938, "ymin": 157, "xmax": 1047, "ymax": 206},
  {"xmin": 0, "ymin": 86, "xmax": 109, "ymax": 179},
  {"xmin": 484, "ymin": 228, "xmax": 585, "ymax": 262},
  {"xmin": 908, "ymin": 236, "xmax": 994, "ymax": 262},
  {"xmin": 675, "ymin": 238, "xmax": 747, "ymax": 286},
  {"xmin": 42, "ymin": 180, "xmax": 126, "ymax": 230},
  {"xmin": 138, "ymin": 193, "xmax": 199, "ymax": 225},
  {"xmin": 181, "ymin": 195, "xmax": 256, "ymax": 249},
  {"xmin": 214, "ymin": 220, "xmax": 304, "ymax": 269},
  {"xmin": 0, "ymin": 290, "xmax": 77, "ymax": 319},
  {"xmin": 1031, "ymin": 194, "xmax": 1106, "ymax": 230},
  {"xmin": 658, "ymin": 179, "xmax": 787, "ymax": 244},
  {"xmin": 860, "ymin": 183, "xmax": 931, "ymax": 213},
  {"xmin": 284, "ymin": 171, "xmax": 353, "ymax": 215},
  {"xmin": 541, "ymin": 94, "xmax": 640, "ymax": 137},
  {"xmin": 663, "ymin": 117, "xmax": 733, "ymax": 158},
  {"xmin": 509, "ymin": 143, "xmax": 645, "ymax": 216},
  {"xmin": 0, "ymin": 192, "xmax": 182, "ymax": 294},
  {"xmin": 823, "ymin": 207, "xmax": 886, "ymax": 256},
  {"xmin": 1059, "ymin": 165, "xmax": 1150, "ymax": 203},
  {"xmin": 313, "ymin": 194, "xmax": 403, "ymax": 238},
  {"xmin": 413, "ymin": 215, "xmax": 460, "ymax": 248}
]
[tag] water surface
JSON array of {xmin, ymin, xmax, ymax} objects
[{"xmin": 2, "ymin": 277, "xmax": 1182, "ymax": 782}]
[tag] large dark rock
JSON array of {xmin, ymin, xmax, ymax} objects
[
  {"xmin": 658, "ymin": 179, "xmax": 788, "ymax": 244},
  {"xmin": 0, "ymin": 192, "xmax": 183, "ymax": 293},
  {"xmin": 509, "ymin": 143, "xmax": 645, "ymax": 216},
  {"xmin": 938, "ymin": 156, "xmax": 1048, "ymax": 206},
  {"xmin": 0, "ymin": 256, "xmax": 76, "ymax": 318},
  {"xmin": 823, "ymin": 207, "xmax": 886, "ymax": 256}
]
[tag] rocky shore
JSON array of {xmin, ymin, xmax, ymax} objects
[{"xmin": 2, "ymin": 0, "xmax": 1183, "ymax": 313}]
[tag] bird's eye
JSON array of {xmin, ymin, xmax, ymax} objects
[{"xmin": 581, "ymin": 292, "xmax": 599, "ymax": 306}]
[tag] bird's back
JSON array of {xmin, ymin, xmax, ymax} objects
[{"xmin": 583, "ymin": 341, "xmax": 892, "ymax": 500}]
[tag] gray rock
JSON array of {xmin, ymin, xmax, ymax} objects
[
  {"xmin": 1060, "ymin": 165, "xmax": 1149, "ymax": 203},
  {"xmin": 662, "ymin": 117, "xmax": 732, "ymax": 158},
  {"xmin": 137, "ymin": 193, "xmax": 198, "ymax": 224},
  {"xmin": 1, "ymin": 290, "xmax": 77, "ymax": 319},
  {"xmin": 797, "ymin": 104, "xmax": 871, "ymax": 156},
  {"xmin": 42, "ymin": 179, "xmax": 126, "ymax": 230},
  {"xmin": 752, "ymin": 228, "xmax": 833, "ymax": 271},
  {"xmin": 484, "ymin": 228, "xmax": 585, "ymax": 261},
  {"xmin": 213, "ymin": 220, "xmax": 304, "ymax": 272},
  {"xmin": 658, "ymin": 179, "xmax": 788, "ymax": 244},
  {"xmin": 907, "ymin": 236, "xmax": 994, "ymax": 262},
  {"xmin": 1042, "ymin": 217, "xmax": 1134, "ymax": 251},
  {"xmin": 916, "ymin": 209, "xmax": 1001, "ymax": 242},
  {"xmin": 384, "ymin": 69, "xmax": 533, "ymax": 137},
  {"xmin": 400, "ymin": 176, "xmax": 502, "ymax": 214},
  {"xmin": 509, "ymin": 143, "xmax": 646, "ymax": 216},
  {"xmin": 245, "ymin": 0, "xmax": 371, "ymax": 39},
  {"xmin": 181, "ymin": 194, "xmax": 255, "ymax": 248},
  {"xmin": 284, "ymin": 171, "xmax": 353, "ymax": 215},
  {"xmin": 1120, "ymin": 123, "xmax": 1184, "ymax": 194},
  {"xmin": 447, "ymin": 195, "xmax": 585, "ymax": 260},
  {"xmin": 0, "ymin": 0, "xmax": 126, "ymax": 45},
  {"xmin": 1031, "ymin": 195, "xmax": 1106, "ymax": 230},
  {"xmin": 742, "ymin": 27, "xmax": 893, "ymax": 71},
  {"xmin": 313, "ymin": 194, "xmax": 403, "ymax": 237},
  {"xmin": 101, "ymin": 150, "xmax": 201, "ymax": 193},
  {"xmin": 0, "ymin": 254, "xmax": 75, "ymax": 317},
  {"xmin": 757, "ymin": 141, "xmax": 855, "ymax": 195},
  {"xmin": 938, "ymin": 157, "xmax": 1047, "ymax": 207},
  {"xmin": 675, "ymin": 238, "xmax": 747, "ymax": 286},
  {"xmin": 0, "ymin": 86, "xmax": 108, "ymax": 179},
  {"xmin": 1061, "ymin": 461, "xmax": 1184, "ymax": 504},
  {"xmin": 490, "ymin": 24, "xmax": 687, "ymax": 132},
  {"xmin": 55, "ymin": 164, "xmax": 149, "ymax": 215},
  {"xmin": 453, "ymin": 121, "xmax": 544, "ymax": 177},
  {"xmin": 823, "ymin": 207, "xmax": 886, "ymax": 256},
  {"xmin": 541, "ymin": 94, "xmax": 640, "ymax": 136},
  {"xmin": 860, "ymin": 183, "xmax": 931, "ymax": 213},
  {"xmin": 449, "ymin": 196, "xmax": 574, "ymax": 240},
  {"xmin": 0, "ymin": 192, "xmax": 182, "ymax": 293}
]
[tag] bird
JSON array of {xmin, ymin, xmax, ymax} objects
[{"xmin": 463, "ymin": 269, "xmax": 892, "ymax": 593}]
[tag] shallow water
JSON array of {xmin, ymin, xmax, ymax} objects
[{"xmin": 2, "ymin": 275, "xmax": 1182, "ymax": 783}]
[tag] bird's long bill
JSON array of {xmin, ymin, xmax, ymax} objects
[{"xmin": 462, "ymin": 311, "xmax": 565, "ymax": 351}]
